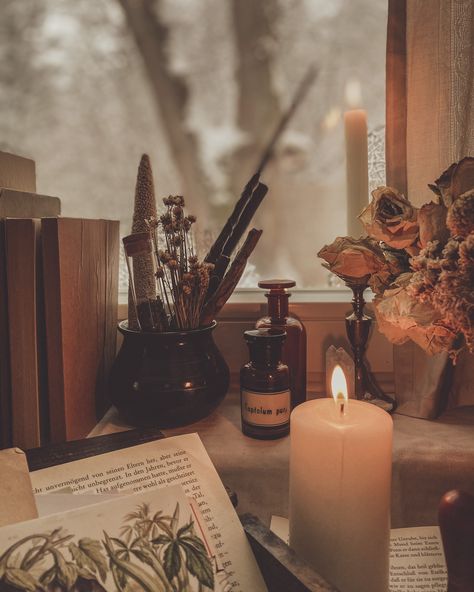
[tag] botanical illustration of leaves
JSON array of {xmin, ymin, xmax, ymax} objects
[
  {"xmin": 4, "ymin": 567, "xmax": 40, "ymax": 592},
  {"xmin": 129, "ymin": 537, "xmax": 142, "ymax": 551},
  {"xmin": 77, "ymin": 567, "xmax": 97, "ymax": 581},
  {"xmin": 79, "ymin": 538, "xmax": 108, "ymax": 581},
  {"xmin": 110, "ymin": 537, "xmax": 128, "ymax": 551},
  {"xmin": 176, "ymin": 521, "xmax": 194, "ymax": 538},
  {"xmin": 120, "ymin": 524, "xmax": 134, "ymax": 545},
  {"xmin": 111, "ymin": 563, "xmax": 128, "ymax": 591},
  {"xmin": 151, "ymin": 534, "xmax": 170, "ymax": 547},
  {"xmin": 57, "ymin": 559, "xmax": 79, "ymax": 590},
  {"xmin": 125, "ymin": 503, "xmax": 150, "ymax": 523},
  {"xmin": 163, "ymin": 541, "xmax": 181, "ymax": 581},
  {"xmin": 130, "ymin": 548, "xmax": 152, "ymax": 567},
  {"xmin": 180, "ymin": 535, "xmax": 208, "ymax": 555},
  {"xmin": 182, "ymin": 540, "xmax": 214, "ymax": 589},
  {"xmin": 39, "ymin": 565, "xmax": 57, "ymax": 586},
  {"xmin": 69, "ymin": 542, "xmax": 97, "ymax": 574},
  {"xmin": 170, "ymin": 503, "xmax": 180, "ymax": 536},
  {"xmin": 109, "ymin": 537, "xmax": 130, "ymax": 561}
]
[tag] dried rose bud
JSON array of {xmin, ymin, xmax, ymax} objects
[
  {"xmin": 167, "ymin": 259, "xmax": 178, "ymax": 269},
  {"xmin": 187, "ymin": 214, "xmax": 197, "ymax": 224},
  {"xmin": 163, "ymin": 195, "xmax": 173, "ymax": 206},
  {"xmin": 173, "ymin": 195, "xmax": 185, "ymax": 206},
  {"xmin": 155, "ymin": 267, "xmax": 165, "ymax": 279},
  {"xmin": 173, "ymin": 205, "xmax": 184, "ymax": 219},
  {"xmin": 188, "ymin": 255, "xmax": 198, "ymax": 266},
  {"xmin": 160, "ymin": 213, "xmax": 172, "ymax": 225}
]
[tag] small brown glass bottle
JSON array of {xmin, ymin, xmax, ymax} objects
[
  {"xmin": 256, "ymin": 279, "xmax": 307, "ymax": 408},
  {"xmin": 240, "ymin": 329, "xmax": 290, "ymax": 440}
]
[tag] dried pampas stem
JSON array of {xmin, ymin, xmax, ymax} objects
[{"xmin": 128, "ymin": 154, "xmax": 158, "ymax": 328}]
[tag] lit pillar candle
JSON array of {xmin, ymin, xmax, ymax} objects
[
  {"xmin": 345, "ymin": 109, "xmax": 369, "ymax": 237},
  {"xmin": 289, "ymin": 366, "xmax": 392, "ymax": 592}
]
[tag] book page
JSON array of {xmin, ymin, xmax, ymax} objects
[
  {"xmin": 30, "ymin": 433, "xmax": 267, "ymax": 592},
  {"xmin": 0, "ymin": 485, "xmax": 231, "ymax": 591},
  {"xmin": 390, "ymin": 527, "xmax": 447, "ymax": 591}
]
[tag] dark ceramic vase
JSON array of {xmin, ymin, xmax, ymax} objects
[{"xmin": 110, "ymin": 320, "xmax": 229, "ymax": 428}]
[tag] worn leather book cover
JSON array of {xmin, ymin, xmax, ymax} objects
[
  {"xmin": 5, "ymin": 219, "xmax": 45, "ymax": 449},
  {"xmin": 0, "ymin": 196, "xmax": 60, "ymax": 449},
  {"xmin": 41, "ymin": 218, "xmax": 119, "ymax": 443}
]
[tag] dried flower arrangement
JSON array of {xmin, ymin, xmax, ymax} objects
[
  {"xmin": 319, "ymin": 157, "xmax": 474, "ymax": 359},
  {"xmin": 123, "ymin": 155, "xmax": 266, "ymax": 332}
]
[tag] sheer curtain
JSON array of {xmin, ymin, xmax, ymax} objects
[
  {"xmin": 387, "ymin": 0, "xmax": 474, "ymax": 202},
  {"xmin": 386, "ymin": 0, "xmax": 474, "ymax": 417}
]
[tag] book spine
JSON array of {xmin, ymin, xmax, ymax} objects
[
  {"xmin": 41, "ymin": 218, "xmax": 66, "ymax": 443},
  {"xmin": 0, "ymin": 221, "xmax": 12, "ymax": 448},
  {"xmin": 5, "ymin": 218, "xmax": 41, "ymax": 448}
]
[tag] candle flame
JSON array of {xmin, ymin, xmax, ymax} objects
[{"xmin": 331, "ymin": 365, "xmax": 348, "ymax": 414}]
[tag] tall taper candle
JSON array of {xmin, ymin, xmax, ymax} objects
[
  {"xmin": 345, "ymin": 109, "xmax": 369, "ymax": 237},
  {"xmin": 289, "ymin": 366, "xmax": 392, "ymax": 592}
]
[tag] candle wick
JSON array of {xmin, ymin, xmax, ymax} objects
[{"xmin": 339, "ymin": 401, "xmax": 345, "ymax": 416}]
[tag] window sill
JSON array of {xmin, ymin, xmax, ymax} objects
[{"xmin": 116, "ymin": 288, "xmax": 393, "ymax": 395}]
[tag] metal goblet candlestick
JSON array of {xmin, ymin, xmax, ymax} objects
[{"xmin": 344, "ymin": 275, "xmax": 397, "ymax": 413}]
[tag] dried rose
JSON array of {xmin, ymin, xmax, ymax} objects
[
  {"xmin": 373, "ymin": 273, "xmax": 457, "ymax": 355},
  {"xmin": 428, "ymin": 157, "xmax": 474, "ymax": 206},
  {"xmin": 447, "ymin": 189, "xmax": 474, "ymax": 237},
  {"xmin": 366, "ymin": 248, "xmax": 401, "ymax": 295},
  {"xmin": 359, "ymin": 186, "xmax": 419, "ymax": 249},
  {"xmin": 318, "ymin": 236, "xmax": 387, "ymax": 281},
  {"xmin": 418, "ymin": 202, "xmax": 449, "ymax": 248}
]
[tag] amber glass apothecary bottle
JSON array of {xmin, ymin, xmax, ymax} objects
[
  {"xmin": 240, "ymin": 329, "xmax": 290, "ymax": 440},
  {"xmin": 256, "ymin": 279, "xmax": 307, "ymax": 408}
]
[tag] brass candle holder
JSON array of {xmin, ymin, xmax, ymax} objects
[{"xmin": 343, "ymin": 275, "xmax": 397, "ymax": 413}]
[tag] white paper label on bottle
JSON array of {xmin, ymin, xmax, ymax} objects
[{"xmin": 241, "ymin": 389, "xmax": 290, "ymax": 427}]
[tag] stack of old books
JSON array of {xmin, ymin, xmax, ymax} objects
[{"xmin": 0, "ymin": 150, "xmax": 119, "ymax": 449}]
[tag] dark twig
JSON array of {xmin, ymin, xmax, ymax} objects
[
  {"xmin": 204, "ymin": 173, "xmax": 260, "ymax": 266},
  {"xmin": 255, "ymin": 65, "xmax": 318, "ymax": 175},
  {"xmin": 206, "ymin": 183, "xmax": 268, "ymax": 300},
  {"xmin": 200, "ymin": 229, "xmax": 263, "ymax": 325}
]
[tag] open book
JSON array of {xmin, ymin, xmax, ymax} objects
[{"xmin": 0, "ymin": 433, "xmax": 267, "ymax": 591}]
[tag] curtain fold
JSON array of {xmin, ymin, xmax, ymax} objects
[{"xmin": 386, "ymin": 0, "xmax": 474, "ymax": 418}]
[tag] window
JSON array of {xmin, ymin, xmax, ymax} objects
[{"xmin": 1, "ymin": 0, "xmax": 387, "ymax": 291}]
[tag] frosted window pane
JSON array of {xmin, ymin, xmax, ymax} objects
[{"xmin": 0, "ymin": 0, "xmax": 387, "ymax": 291}]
